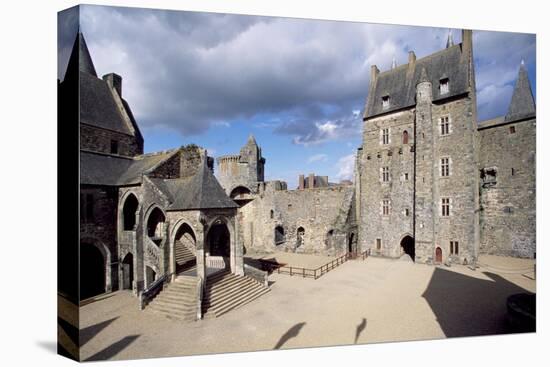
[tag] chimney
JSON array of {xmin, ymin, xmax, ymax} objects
[
  {"xmin": 308, "ymin": 173, "xmax": 315, "ymax": 189},
  {"xmin": 461, "ymin": 29, "xmax": 473, "ymax": 58},
  {"xmin": 408, "ymin": 51, "xmax": 416, "ymax": 64},
  {"xmin": 298, "ymin": 174, "xmax": 305, "ymax": 190},
  {"xmin": 370, "ymin": 65, "xmax": 380, "ymax": 85},
  {"xmin": 103, "ymin": 73, "xmax": 122, "ymax": 96}
]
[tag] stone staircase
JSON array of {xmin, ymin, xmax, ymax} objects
[
  {"xmin": 202, "ymin": 270, "xmax": 270, "ymax": 318},
  {"xmin": 175, "ymin": 240, "xmax": 196, "ymax": 268},
  {"xmin": 147, "ymin": 275, "xmax": 198, "ymax": 322}
]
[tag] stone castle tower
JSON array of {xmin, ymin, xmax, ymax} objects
[
  {"xmin": 217, "ymin": 135, "xmax": 266, "ymax": 197},
  {"xmin": 357, "ymin": 30, "xmax": 480, "ymax": 264}
]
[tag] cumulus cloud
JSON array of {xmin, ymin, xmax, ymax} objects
[
  {"xmin": 335, "ymin": 153, "xmax": 356, "ymax": 182},
  {"xmin": 58, "ymin": 6, "xmax": 535, "ymax": 141}
]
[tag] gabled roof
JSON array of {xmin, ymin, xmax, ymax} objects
[
  {"xmin": 505, "ymin": 62, "xmax": 536, "ymax": 123},
  {"xmin": 80, "ymin": 149, "xmax": 179, "ymax": 186},
  {"xmin": 365, "ymin": 43, "xmax": 470, "ymax": 119},
  {"xmin": 66, "ymin": 32, "xmax": 97, "ymax": 78},
  {"xmin": 151, "ymin": 159, "xmax": 238, "ymax": 211}
]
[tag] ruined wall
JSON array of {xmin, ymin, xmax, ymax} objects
[
  {"xmin": 80, "ymin": 124, "xmax": 142, "ymax": 157},
  {"xmin": 240, "ymin": 183, "xmax": 355, "ymax": 256},
  {"xmin": 478, "ymin": 118, "xmax": 536, "ymax": 258}
]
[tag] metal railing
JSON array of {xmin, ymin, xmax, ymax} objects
[
  {"xmin": 139, "ymin": 271, "xmax": 174, "ymax": 310},
  {"xmin": 259, "ymin": 250, "xmax": 368, "ymax": 280}
]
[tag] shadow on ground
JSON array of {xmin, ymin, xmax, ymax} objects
[
  {"xmin": 354, "ymin": 318, "xmax": 367, "ymax": 344},
  {"xmin": 85, "ymin": 335, "xmax": 140, "ymax": 361},
  {"xmin": 274, "ymin": 322, "xmax": 306, "ymax": 349},
  {"xmin": 422, "ymin": 267, "xmax": 535, "ymax": 337}
]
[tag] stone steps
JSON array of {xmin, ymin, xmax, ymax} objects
[
  {"xmin": 146, "ymin": 276, "xmax": 199, "ymax": 322},
  {"xmin": 202, "ymin": 272, "xmax": 270, "ymax": 318},
  {"xmin": 175, "ymin": 241, "xmax": 196, "ymax": 266}
]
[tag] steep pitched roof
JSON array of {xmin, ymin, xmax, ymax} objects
[
  {"xmin": 365, "ymin": 43, "xmax": 470, "ymax": 119},
  {"xmin": 505, "ymin": 62, "xmax": 536, "ymax": 123},
  {"xmin": 66, "ymin": 32, "xmax": 97, "ymax": 78},
  {"xmin": 80, "ymin": 149, "xmax": 179, "ymax": 186},
  {"xmin": 151, "ymin": 159, "xmax": 238, "ymax": 211}
]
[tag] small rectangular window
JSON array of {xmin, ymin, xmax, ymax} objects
[
  {"xmin": 509, "ymin": 126, "xmax": 516, "ymax": 134},
  {"xmin": 405, "ymin": 208, "xmax": 410, "ymax": 217},
  {"xmin": 440, "ymin": 116, "xmax": 450, "ymax": 136},
  {"xmin": 110, "ymin": 139, "xmax": 119, "ymax": 154},
  {"xmin": 382, "ymin": 199, "xmax": 390, "ymax": 216},
  {"xmin": 441, "ymin": 197, "xmax": 450, "ymax": 217},
  {"xmin": 511, "ymin": 168, "xmax": 515, "ymax": 176},
  {"xmin": 441, "ymin": 157, "xmax": 450, "ymax": 177},
  {"xmin": 382, "ymin": 95, "xmax": 390, "ymax": 109},
  {"xmin": 382, "ymin": 167, "xmax": 390, "ymax": 182},
  {"xmin": 376, "ymin": 238, "xmax": 382, "ymax": 250},
  {"xmin": 381, "ymin": 128, "xmax": 390, "ymax": 145},
  {"xmin": 404, "ymin": 173, "xmax": 409, "ymax": 181},
  {"xmin": 450, "ymin": 241, "xmax": 459, "ymax": 255},
  {"xmin": 439, "ymin": 78, "xmax": 449, "ymax": 95}
]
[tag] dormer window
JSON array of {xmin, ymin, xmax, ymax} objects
[
  {"xmin": 382, "ymin": 95, "xmax": 390, "ymax": 109},
  {"xmin": 439, "ymin": 78, "xmax": 449, "ymax": 95},
  {"xmin": 110, "ymin": 139, "xmax": 119, "ymax": 154}
]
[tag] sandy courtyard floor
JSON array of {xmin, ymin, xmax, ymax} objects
[{"xmin": 78, "ymin": 255, "xmax": 535, "ymax": 361}]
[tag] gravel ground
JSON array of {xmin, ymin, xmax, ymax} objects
[{"xmin": 78, "ymin": 255, "xmax": 535, "ymax": 361}]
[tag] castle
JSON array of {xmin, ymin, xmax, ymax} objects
[{"xmin": 63, "ymin": 28, "xmax": 535, "ymax": 317}]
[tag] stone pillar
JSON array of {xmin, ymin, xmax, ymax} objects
[
  {"xmin": 298, "ymin": 174, "xmax": 305, "ymax": 190},
  {"xmin": 233, "ymin": 215, "xmax": 244, "ymax": 275},
  {"xmin": 196, "ymin": 230, "xmax": 206, "ymax": 286},
  {"xmin": 168, "ymin": 224, "xmax": 176, "ymax": 282}
]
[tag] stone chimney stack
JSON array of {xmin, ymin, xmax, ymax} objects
[
  {"xmin": 103, "ymin": 73, "xmax": 122, "ymax": 96},
  {"xmin": 408, "ymin": 51, "xmax": 416, "ymax": 64},
  {"xmin": 298, "ymin": 174, "xmax": 305, "ymax": 190},
  {"xmin": 370, "ymin": 65, "xmax": 380, "ymax": 87}
]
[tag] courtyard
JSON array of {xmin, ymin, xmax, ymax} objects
[{"xmin": 76, "ymin": 255, "xmax": 535, "ymax": 361}]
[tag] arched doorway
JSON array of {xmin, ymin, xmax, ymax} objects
[
  {"xmin": 122, "ymin": 193, "xmax": 138, "ymax": 230},
  {"xmin": 80, "ymin": 242, "xmax": 106, "ymax": 299},
  {"xmin": 274, "ymin": 226, "xmax": 285, "ymax": 246},
  {"xmin": 435, "ymin": 247, "xmax": 443, "ymax": 264},
  {"xmin": 121, "ymin": 253, "xmax": 134, "ymax": 290},
  {"xmin": 174, "ymin": 222, "xmax": 197, "ymax": 272},
  {"xmin": 296, "ymin": 227, "xmax": 305, "ymax": 248},
  {"xmin": 326, "ymin": 229, "xmax": 334, "ymax": 248},
  {"xmin": 348, "ymin": 233, "xmax": 355, "ymax": 254},
  {"xmin": 147, "ymin": 207, "xmax": 165, "ymax": 246},
  {"xmin": 207, "ymin": 220, "xmax": 231, "ymax": 258},
  {"xmin": 400, "ymin": 235, "xmax": 415, "ymax": 261}
]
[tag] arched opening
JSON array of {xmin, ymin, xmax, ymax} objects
[
  {"xmin": 174, "ymin": 223, "xmax": 197, "ymax": 272},
  {"xmin": 147, "ymin": 207, "xmax": 165, "ymax": 246},
  {"xmin": 206, "ymin": 220, "xmax": 231, "ymax": 257},
  {"xmin": 230, "ymin": 186, "xmax": 251, "ymax": 199},
  {"xmin": 348, "ymin": 233, "xmax": 355, "ymax": 254},
  {"xmin": 145, "ymin": 266, "xmax": 156, "ymax": 288},
  {"xmin": 402, "ymin": 130, "xmax": 409, "ymax": 144},
  {"xmin": 326, "ymin": 229, "xmax": 334, "ymax": 248},
  {"xmin": 274, "ymin": 226, "xmax": 285, "ymax": 246},
  {"xmin": 121, "ymin": 253, "xmax": 134, "ymax": 290},
  {"xmin": 400, "ymin": 235, "xmax": 415, "ymax": 261},
  {"xmin": 122, "ymin": 194, "xmax": 138, "ymax": 230},
  {"xmin": 80, "ymin": 242, "xmax": 106, "ymax": 299},
  {"xmin": 435, "ymin": 247, "xmax": 443, "ymax": 264},
  {"xmin": 296, "ymin": 227, "xmax": 305, "ymax": 248}
]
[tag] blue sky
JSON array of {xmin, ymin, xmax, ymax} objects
[{"xmin": 59, "ymin": 5, "xmax": 536, "ymax": 188}]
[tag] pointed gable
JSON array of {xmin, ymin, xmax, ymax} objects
[
  {"xmin": 66, "ymin": 32, "xmax": 97, "ymax": 79},
  {"xmin": 505, "ymin": 63, "xmax": 536, "ymax": 123}
]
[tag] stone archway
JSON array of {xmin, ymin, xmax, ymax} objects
[
  {"xmin": 122, "ymin": 193, "xmax": 139, "ymax": 231},
  {"xmin": 121, "ymin": 252, "xmax": 134, "ymax": 290},
  {"xmin": 173, "ymin": 222, "xmax": 197, "ymax": 273},
  {"xmin": 400, "ymin": 235, "xmax": 415, "ymax": 261},
  {"xmin": 80, "ymin": 240, "xmax": 110, "ymax": 299},
  {"xmin": 206, "ymin": 220, "xmax": 231, "ymax": 258},
  {"xmin": 435, "ymin": 247, "xmax": 443, "ymax": 264},
  {"xmin": 348, "ymin": 233, "xmax": 355, "ymax": 254}
]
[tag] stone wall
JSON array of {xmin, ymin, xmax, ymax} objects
[
  {"xmin": 239, "ymin": 183, "xmax": 355, "ymax": 256},
  {"xmin": 478, "ymin": 118, "xmax": 536, "ymax": 258},
  {"xmin": 80, "ymin": 124, "xmax": 142, "ymax": 157}
]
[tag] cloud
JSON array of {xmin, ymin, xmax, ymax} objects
[
  {"xmin": 68, "ymin": 6, "xmax": 535, "ymax": 141},
  {"xmin": 307, "ymin": 153, "xmax": 328, "ymax": 163},
  {"xmin": 335, "ymin": 153, "xmax": 356, "ymax": 182}
]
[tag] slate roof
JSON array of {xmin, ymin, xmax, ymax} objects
[
  {"xmin": 150, "ymin": 160, "xmax": 238, "ymax": 211},
  {"xmin": 66, "ymin": 32, "xmax": 97, "ymax": 78},
  {"xmin": 504, "ymin": 63, "xmax": 536, "ymax": 123},
  {"xmin": 365, "ymin": 44, "xmax": 470, "ymax": 119},
  {"xmin": 80, "ymin": 149, "xmax": 179, "ymax": 186}
]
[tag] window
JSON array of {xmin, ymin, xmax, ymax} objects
[
  {"xmin": 382, "ymin": 199, "xmax": 390, "ymax": 216},
  {"xmin": 441, "ymin": 197, "xmax": 450, "ymax": 217},
  {"xmin": 509, "ymin": 126, "xmax": 516, "ymax": 134},
  {"xmin": 481, "ymin": 167, "xmax": 497, "ymax": 187},
  {"xmin": 297, "ymin": 227, "xmax": 305, "ymax": 247},
  {"xmin": 110, "ymin": 139, "xmax": 119, "ymax": 154},
  {"xmin": 511, "ymin": 168, "xmax": 515, "ymax": 176},
  {"xmin": 382, "ymin": 95, "xmax": 390, "ymax": 109},
  {"xmin": 405, "ymin": 208, "xmax": 410, "ymax": 217},
  {"xmin": 376, "ymin": 238, "xmax": 382, "ymax": 250},
  {"xmin": 270, "ymin": 210, "xmax": 274, "ymax": 219},
  {"xmin": 381, "ymin": 128, "xmax": 390, "ymax": 145},
  {"xmin": 450, "ymin": 241, "xmax": 459, "ymax": 255},
  {"xmin": 440, "ymin": 116, "xmax": 450, "ymax": 135},
  {"xmin": 440, "ymin": 157, "xmax": 450, "ymax": 177},
  {"xmin": 404, "ymin": 172, "xmax": 409, "ymax": 181},
  {"xmin": 439, "ymin": 78, "xmax": 449, "ymax": 95},
  {"xmin": 382, "ymin": 167, "xmax": 390, "ymax": 182},
  {"xmin": 402, "ymin": 130, "xmax": 409, "ymax": 144}
]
